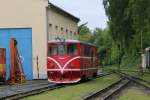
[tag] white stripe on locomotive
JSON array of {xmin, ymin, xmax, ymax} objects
[{"xmin": 48, "ymin": 56, "xmax": 97, "ymax": 73}]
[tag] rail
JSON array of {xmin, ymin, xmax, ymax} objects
[
  {"xmin": 83, "ymin": 70, "xmax": 150, "ymax": 100},
  {"xmin": 83, "ymin": 78, "xmax": 130, "ymax": 100},
  {"xmin": 0, "ymin": 73, "xmax": 112, "ymax": 100}
]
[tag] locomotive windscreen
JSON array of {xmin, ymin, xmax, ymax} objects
[
  {"xmin": 68, "ymin": 44, "xmax": 78, "ymax": 55},
  {"xmin": 58, "ymin": 45, "xmax": 66, "ymax": 55},
  {"xmin": 48, "ymin": 43, "xmax": 78, "ymax": 55},
  {"xmin": 48, "ymin": 45, "xmax": 58, "ymax": 55}
]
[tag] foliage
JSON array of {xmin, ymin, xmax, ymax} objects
[
  {"xmin": 104, "ymin": 0, "xmax": 134, "ymax": 50},
  {"xmin": 78, "ymin": 26, "xmax": 92, "ymax": 42},
  {"xmin": 103, "ymin": 0, "xmax": 150, "ymax": 67},
  {"xmin": 78, "ymin": 0, "xmax": 150, "ymax": 66},
  {"xmin": 127, "ymin": 0, "xmax": 150, "ymax": 50},
  {"xmin": 110, "ymin": 42, "xmax": 119, "ymax": 64},
  {"xmin": 104, "ymin": 0, "xmax": 150, "ymax": 51},
  {"xmin": 78, "ymin": 26, "xmax": 119, "ymax": 65}
]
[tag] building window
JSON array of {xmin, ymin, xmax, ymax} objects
[
  {"xmin": 48, "ymin": 24, "xmax": 53, "ymax": 40},
  {"xmin": 66, "ymin": 29, "xmax": 68, "ymax": 33},
  {"xmin": 55, "ymin": 25, "xmax": 58, "ymax": 31},
  {"xmin": 61, "ymin": 27, "xmax": 63, "ymax": 34},
  {"xmin": 74, "ymin": 32, "xmax": 76, "ymax": 37},
  {"xmin": 54, "ymin": 25, "xmax": 59, "ymax": 38},
  {"xmin": 60, "ymin": 27, "xmax": 64, "ymax": 38},
  {"xmin": 55, "ymin": 25, "xmax": 58, "ymax": 29},
  {"xmin": 61, "ymin": 27, "xmax": 63, "ymax": 31},
  {"xmin": 55, "ymin": 25, "xmax": 58, "ymax": 28},
  {"xmin": 49, "ymin": 24, "xmax": 52, "ymax": 32},
  {"xmin": 49, "ymin": 24, "xmax": 52, "ymax": 27},
  {"xmin": 74, "ymin": 32, "xmax": 76, "ymax": 35}
]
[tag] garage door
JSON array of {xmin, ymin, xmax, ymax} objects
[{"xmin": 0, "ymin": 28, "xmax": 32, "ymax": 80}]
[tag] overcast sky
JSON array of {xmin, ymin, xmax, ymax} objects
[{"xmin": 49, "ymin": 0, "xmax": 108, "ymax": 30}]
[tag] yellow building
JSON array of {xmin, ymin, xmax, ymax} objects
[{"xmin": 48, "ymin": 3, "xmax": 80, "ymax": 40}]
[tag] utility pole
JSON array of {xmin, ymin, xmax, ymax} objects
[
  {"xmin": 140, "ymin": 30, "xmax": 144, "ymax": 75},
  {"xmin": 36, "ymin": 56, "xmax": 39, "ymax": 79},
  {"xmin": 118, "ymin": 43, "xmax": 121, "ymax": 71}
]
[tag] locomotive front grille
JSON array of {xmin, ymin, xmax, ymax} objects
[
  {"xmin": 70, "ymin": 71, "xmax": 73, "ymax": 81},
  {"xmin": 48, "ymin": 70, "xmax": 81, "ymax": 83},
  {"xmin": 48, "ymin": 71, "xmax": 54, "ymax": 80},
  {"xmin": 59, "ymin": 75, "xmax": 63, "ymax": 80}
]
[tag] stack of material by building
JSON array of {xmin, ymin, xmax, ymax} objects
[
  {"xmin": 10, "ymin": 38, "xmax": 26, "ymax": 84},
  {"xmin": 0, "ymin": 48, "xmax": 6, "ymax": 82}
]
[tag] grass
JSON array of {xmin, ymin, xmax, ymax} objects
[
  {"xmin": 139, "ymin": 73, "xmax": 150, "ymax": 81},
  {"xmin": 104, "ymin": 65, "xmax": 150, "ymax": 82},
  {"xmin": 119, "ymin": 89, "xmax": 150, "ymax": 100},
  {"xmin": 24, "ymin": 74, "xmax": 120, "ymax": 100},
  {"xmin": 103, "ymin": 65, "xmax": 150, "ymax": 88},
  {"xmin": 122, "ymin": 70, "xmax": 150, "ymax": 81}
]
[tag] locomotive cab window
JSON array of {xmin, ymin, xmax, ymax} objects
[
  {"xmin": 68, "ymin": 44, "xmax": 78, "ymax": 55},
  {"xmin": 58, "ymin": 44, "xmax": 66, "ymax": 55},
  {"xmin": 48, "ymin": 45, "xmax": 58, "ymax": 55},
  {"xmin": 84, "ymin": 46, "xmax": 91, "ymax": 57}
]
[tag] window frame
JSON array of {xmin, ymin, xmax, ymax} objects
[
  {"xmin": 67, "ymin": 43, "xmax": 79, "ymax": 56},
  {"xmin": 48, "ymin": 44, "xmax": 58, "ymax": 55}
]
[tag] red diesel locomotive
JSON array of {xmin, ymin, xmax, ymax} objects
[{"xmin": 47, "ymin": 40, "xmax": 99, "ymax": 83}]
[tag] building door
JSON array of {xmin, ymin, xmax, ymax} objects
[{"xmin": 0, "ymin": 28, "xmax": 33, "ymax": 80}]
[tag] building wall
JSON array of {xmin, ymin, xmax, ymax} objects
[
  {"xmin": 47, "ymin": 8, "xmax": 78, "ymax": 40},
  {"xmin": 0, "ymin": 0, "xmax": 49, "ymax": 79}
]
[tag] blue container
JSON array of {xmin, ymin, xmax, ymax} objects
[{"xmin": 0, "ymin": 28, "xmax": 33, "ymax": 80}]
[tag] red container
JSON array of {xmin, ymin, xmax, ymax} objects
[{"xmin": 0, "ymin": 48, "xmax": 6, "ymax": 81}]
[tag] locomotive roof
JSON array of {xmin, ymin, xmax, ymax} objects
[{"xmin": 48, "ymin": 39, "xmax": 96, "ymax": 47}]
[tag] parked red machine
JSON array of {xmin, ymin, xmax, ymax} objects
[
  {"xmin": 47, "ymin": 39, "xmax": 99, "ymax": 83},
  {"xmin": 10, "ymin": 38, "xmax": 26, "ymax": 84},
  {"xmin": 0, "ymin": 48, "xmax": 6, "ymax": 82}
]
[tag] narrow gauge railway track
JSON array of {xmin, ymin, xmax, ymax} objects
[
  {"xmin": 113, "ymin": 70, "xmax": 150, "ymax": 88},
  {"xmin": 0, "ymin": 73, "xmax": 110, "ymax": 100},
  {"xmin": 83, "ymin": 71, "xmax": 150, "ymax": 100},
  {"xmin": 96, "ymin": 72, "xmax": 113, "ymax": 78},
  {"xmin": 83, "ymin": 78, "xmax": 130, "ymax": 100},
  {"xmin": 110, "ymin": 69, "xmax": 150, "ymax": 74},
  {"xmin": 0, "ymin": 82, "xmax": 65, "ymax": 100},
  {"xmin": 110, "ymin": 69, "xmax": 150, "ymax": 84}
]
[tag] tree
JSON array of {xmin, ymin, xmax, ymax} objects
[
  {"xmin": 127, "ymin": 0, "xmax": 150, "ymax": 50},
  {"xmin": 103, "ymin": 0, "xmax": 150, "ymax": 69},
  {"xmin": 104, "ymin": 0, "xmax": 134, "ymax": 51},
  {"xmin": 78, "ymin": 26, "xmax": 92, "ymax": 42}
]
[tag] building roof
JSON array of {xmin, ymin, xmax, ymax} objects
[{"xmin": 48, "ymin": 2, "xmax": 80, "ymax": 23}]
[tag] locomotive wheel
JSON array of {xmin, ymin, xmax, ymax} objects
[
  {"xmin": 92, "ymin": 73, "xmax": 97, "ymax": 78},
  {"xmin": 81, "ymin": 75, "xmax": 86, "ymax": 80},
  {"xmin": 81, "ymin": 75, "xmax": 88, "ymax": 81}
]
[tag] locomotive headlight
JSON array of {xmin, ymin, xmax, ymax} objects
[
  {"xmin": 50, "ymin": 71, "xmax": 54, "ymax": 74},
  {"xmin": 48, "ymin": 71, "xmax": 54, "ymax": 74},
  {"xmin": 50, "ymin": 63, "xmax": 54, "ymax": 68},
  {"xmin": 70, "ymin": 63, "xmax": 74, "ymax": 68}
]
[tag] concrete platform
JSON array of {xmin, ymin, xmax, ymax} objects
[{"xmin": 0, "ymin": 80, "xmax": 54, "ymax": 99}]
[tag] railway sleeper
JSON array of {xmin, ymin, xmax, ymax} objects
[
  {"xmin": 83, "ymin": 78, "xmax": 130, "ymax": 100},
  {"xmin": 114, "ymin": 71, "xmax": 150, "ymax": 88}
]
